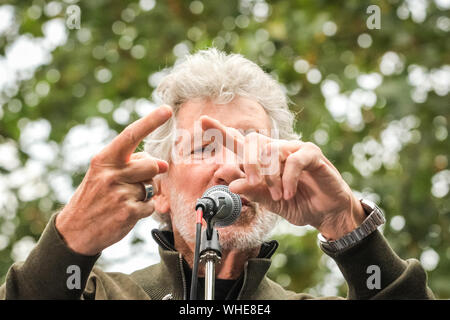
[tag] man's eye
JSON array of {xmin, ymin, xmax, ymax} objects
[{"xmin": 192, "ymin": 145, "xmax": 208, "ymax": 154}]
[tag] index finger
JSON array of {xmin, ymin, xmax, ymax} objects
[
  {"xmin": 101, "ymin": 105, "xmax": 172, "ymax": 164},
  {"xmin": 200, "ymin": 115, "xmax": 245, "ymax": 156}
]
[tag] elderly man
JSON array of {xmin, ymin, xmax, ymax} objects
[{"xmin": 0, "ymin": 49, "xmax": 434, "ymax": 300}]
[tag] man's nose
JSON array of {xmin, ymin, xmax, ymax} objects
[{"xmin": 212, "ymin": 149, "xmax": 245, "ymax": 185}]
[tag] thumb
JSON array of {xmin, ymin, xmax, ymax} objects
[{"xmin": 229, "ymin": 178, "xmax": 272, "ymax": 206}]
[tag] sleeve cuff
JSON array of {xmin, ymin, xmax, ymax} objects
[
  {"xmin": 320, "ymin": 230, "xmax": 408, "ymax": 299},
  {"xmin": 18, "ymin": 212, "xmax": 100, "ymax": 299}
]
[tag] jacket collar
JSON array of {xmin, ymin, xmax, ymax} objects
[
  {"xmin": 151, "ymin": 229, "xmax": 279, "ymax": 259},
  {"xmin": 149, "ymin": 229, "xmax": 279, "ymax": 300}
]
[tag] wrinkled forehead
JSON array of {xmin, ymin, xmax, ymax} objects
[{"xmin": 175, "ymin": 97, "xmax": 273, "ymax": 135}]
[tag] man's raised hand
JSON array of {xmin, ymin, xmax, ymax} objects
[
  {"xmin": 200, "ymin": 115, "xmax": 366, "ymax": 241},
  {"xmin": 55, "ymin": 106, "xmax": 172, "ymax": 256}
]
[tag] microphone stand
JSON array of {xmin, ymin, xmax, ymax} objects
[
  {"xmin": 193, "ymin": 186, "xmax": 240, "ymax": 300},
  {"xmin": 199, "ymin": 224, "xmax": 221, "ymax": 300}
]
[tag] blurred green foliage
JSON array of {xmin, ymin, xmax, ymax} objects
[{"xmin": 0, "ymin": 0, "xmax": 449, "ymax": 298}]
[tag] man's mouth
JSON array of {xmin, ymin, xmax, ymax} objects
[
  {"xmin": 240, "ymin": 196, "xmax": 256, "ymax": 215},
  {"xmin": 240, "ymin": 196, "xmax": 250, "ymax": 207}
]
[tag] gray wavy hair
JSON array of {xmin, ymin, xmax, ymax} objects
[{"xmin": 144, "ymin": 48, "xmax": 300, "ymax": 229}]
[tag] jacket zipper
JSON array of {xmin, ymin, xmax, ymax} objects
[
  {"xmin": 236, "ymin": 262, "xmax": 249, "ymax": 300},
  {"xmin": 235, "ymin": 243, "xmax": 276, "ymax": 299},
  {"xmin": 153, "ymin": 232, "xmax": 187, "ymax": 300},
  {"xmin": 179, "ymin": 253, "xmax": 187, "ymax": 300},
  {"xmin": 152, "ymin": 232, "xmax": 175, "ymax": 252},
  {"xmin": 264, "ymin": 243, "xmax": 278, "ymax": 259}
]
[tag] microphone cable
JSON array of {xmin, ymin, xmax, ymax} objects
[{"xmin": 189, "ymin": 208, "xmax": 203, "ymax": 300}]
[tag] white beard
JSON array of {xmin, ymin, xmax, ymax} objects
[{"xmin": 169, "ymin": 187, "xmax": 280, "ymax": 250}]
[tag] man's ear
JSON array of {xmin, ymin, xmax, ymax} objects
[{"xmin": 152, "ymin": 176, "xmax": 170, "ymax": 214}]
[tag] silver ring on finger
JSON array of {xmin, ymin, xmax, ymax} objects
[{"xmin": 141, "ymin": 183, "xmax": 155, "ymax": 202}]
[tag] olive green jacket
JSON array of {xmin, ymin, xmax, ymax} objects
[{"xmin": 0, "ymin": 213, "xmax": 434, "ymax": 300}]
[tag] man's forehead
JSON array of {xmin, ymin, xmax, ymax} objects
[{"xmin": 175, "ymin": 97, "xmax": 272, "ymax": 133}]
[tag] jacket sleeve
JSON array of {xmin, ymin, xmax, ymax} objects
[
  {"xmin": 0, "ymin": 212, "xmax": 100, "ymax": 300},
  {"xmin": 321, "ymin": 230, "xmax": 435, "ymax": 299}
]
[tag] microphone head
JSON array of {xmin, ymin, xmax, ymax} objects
[{"xmin": 201, "ymin": 185, "xmax": 242, "ymax": 228}]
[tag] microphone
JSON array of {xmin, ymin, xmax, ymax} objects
[{"xmin": 195, "ymin": 185, "xmax": 242, "ymax": 228}]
